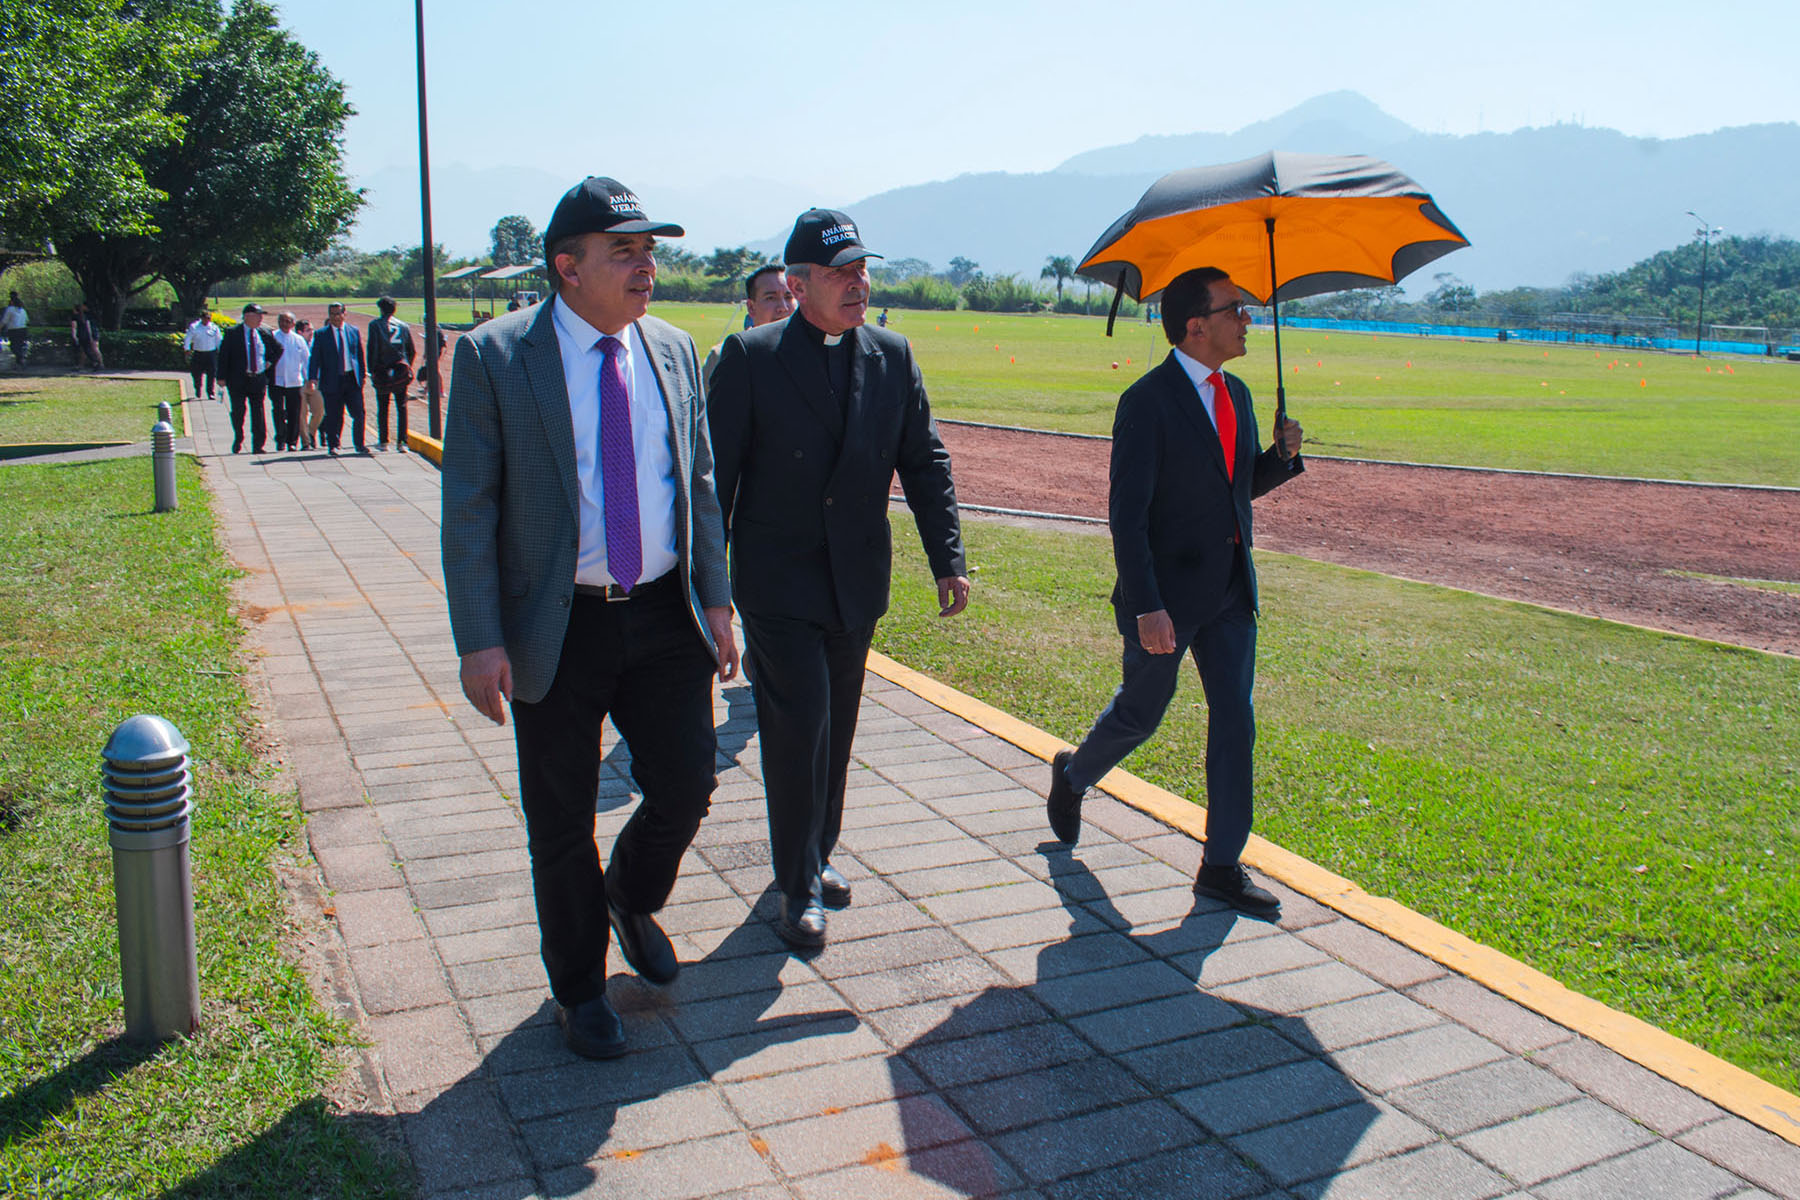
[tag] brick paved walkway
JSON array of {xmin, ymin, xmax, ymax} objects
[{"xmin": 190, "ymin": 395, "xmax": 1800, "ymax": 1200}]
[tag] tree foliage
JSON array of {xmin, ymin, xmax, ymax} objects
[
  {"xmin": 490, "ymin": 215, "xmax": 540, "ymax": 267},
  {"xmin": 0, "ymin": 0, "xmax": 200, "ymax": 262},
  {"xmin": 702, "ymin": 246, "xmax": 770, "ymax": 284},
  {"xmin": 31, "ymin": 0, "xmax": 360, "ymax": 325},
  {"xmin": 1040, "ymin": 254, "xmax": 1075, "ymax": 302},
  {"xmin": 947, "ymin": 257, "xmax": 980, "ymax": 287}
]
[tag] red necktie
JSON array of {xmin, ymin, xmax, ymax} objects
[{"xmin": 1207, "ymin": 371, "xmax": 1236, "ymax": 482}]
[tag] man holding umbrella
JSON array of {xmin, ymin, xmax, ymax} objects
[{"xmin": 1047, "ymin": 267, "xmax": 1301, "ymax": 918}]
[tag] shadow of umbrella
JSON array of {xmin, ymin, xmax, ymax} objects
[{"xmin": 863, "ymin": 851, "xmax": 1384, "ymax": 1197}]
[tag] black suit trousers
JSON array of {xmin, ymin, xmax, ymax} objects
[
  {"xmin": 227, "ymin": 378, "xmax": 268, "ymax": 450},
  {"xmin": 740, "ymin": 611, "xmax": 876, "ymax": 901},
  {"xmin": 321, "ymin": 379, "xmax": 365, "ymax": 449},
  {"xmin": 509, "ymin": 578, "xmax": 719, "ymax": 1007}
]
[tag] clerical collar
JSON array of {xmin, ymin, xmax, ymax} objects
[{"xmin": 794, "ymin": 312, "xmax": 849, "ymax": 348}]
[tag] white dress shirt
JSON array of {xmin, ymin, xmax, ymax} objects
[
  {"xmin": 272, "ymin": 329, "xmax": 310, "ymax": 387},
  {"xmin": 551, "ymin": 296, "xmax": 678, "ymax": 588},
  {"xmin": 1172, "ymin": 347, "xmax": 1229, "ymax": 434},
  {"xmin": 182, "ymin": 319, "xmax": 222, "ymax": 352},
  {"xmin": 243, "ymin": 326, "xmax": 264, "ymax": 375}
]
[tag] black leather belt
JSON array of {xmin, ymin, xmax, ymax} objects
[{"xmin": 572, "ymin": 571, "xmax": 676, "ymax": 603}]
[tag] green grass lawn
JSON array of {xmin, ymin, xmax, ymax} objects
[
  {"xmin": 0, "ymin": 375, "xmax": 180, "ymax": 447},
  {"xmin": 647, "ymin": 302, "xmax": 1800, "ymax": 486},
  {"xmin": 874, "ymin": 517, "xmax": 1800, "ymax": 1092},
  {"xmin": 0, "ymin": 458, "xmax": 409, "ymax": 1198}
]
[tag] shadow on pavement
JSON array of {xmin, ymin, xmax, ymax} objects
[{"xmin": 879, "ymin": 852, "xmax": 1381, "ymax": 1197}]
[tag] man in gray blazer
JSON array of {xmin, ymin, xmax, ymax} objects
[{"xmin": 442, "ymin": 176, "xmax": 738, "ymax": 1060}]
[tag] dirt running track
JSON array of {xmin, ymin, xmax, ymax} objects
[{"xmin": 935, "ymin": 421, "xmax": 1800, "ymax": 658}]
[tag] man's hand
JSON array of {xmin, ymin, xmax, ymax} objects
[
  {"xmin": 704, "ymin": 605, "xmax": 740, "ymax": 682},
  {"xmin": 459, "ymin": 646, "xmax": 513, "ymax": 725},
  {"xmin": 1137, "ymin": 610, "xmax": 1177, "ymax": 655},
  {"xmin": 937, "ymin": 575, "xmax": 972, "ymax": 617},
  {"xmin": 1274, "ymin": 416, "xmax": 1303, "ymax": 460}
]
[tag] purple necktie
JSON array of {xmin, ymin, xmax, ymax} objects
[{"xmin": 597, "ymin": 336, "xmax": 641, "ymax": 591}]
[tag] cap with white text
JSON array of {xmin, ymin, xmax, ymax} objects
[
  {"xmin": 784, "ymin": 208, "xmax": 883, "ymax": 268},
  {"xmin": 544, "ymin": 176, "xmax": 684, "ymax": 249}
]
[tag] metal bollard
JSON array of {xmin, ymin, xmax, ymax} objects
[
  {"xmin": 151, "ymin": 411, "xmax": 177, "ymax": 513},
  {"xmin": 102, "ymin": 715, "xmax": 200, "ymax": 1042}
]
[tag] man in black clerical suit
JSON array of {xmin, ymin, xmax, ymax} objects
[
  {"xmin": 709, "ymin": 208, "xmax": 970, "ymax": 949},
  {"xmin": 218, "ymin": 302, "xmax": 282, "ymax": 454}
]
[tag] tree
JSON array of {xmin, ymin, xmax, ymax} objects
[
  {"xmin": 948, "ymin": 257, "xmax": 980, "ymax": 287},
  {"xmin": 50, "ymin": 0, "xmax": 360, "ymax": 326},
  {"xmin": 146, "ymin": 0, "xmax": 360, "ymax": 323},
  {"xmin": 703, "ymin": 246, "xmax": 769, "ymax": 284},
  {"xmin": 490, "ymin": 215, "xmax": 541, "ymax": 267},
  {"xmin": 394, "ymin": 243, "xmax": 454, "ymax": 296},
  {"xmin": 0, "ymin": 0, "xmax": 199, "ymax": 268},
  {"xmin": 1040, "ymin": 255, "xmax": 1075, "ymax": 303},
  {"xmin": 1425, "ymin": 272, "xmax": 1475, "ymax": 316},
  {"xmin": 874, "ymin": 257, "xmax": 933, "ymax": 282},
  {"xmin": 653, "ymin": 243, "xmax": 702, "ymax": 274}
]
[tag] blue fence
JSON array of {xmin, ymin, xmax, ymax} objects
[{"xmin": 1254, "ymin": 315, "xmax": 1794, "ymax": 359}]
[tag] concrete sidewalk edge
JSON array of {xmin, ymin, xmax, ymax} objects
[{"xmin": 863, "ymin": 647, "xmax": 1800, "ymax": 1148}]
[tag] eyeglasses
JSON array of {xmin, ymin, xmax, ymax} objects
[{"xmin": 1199, "ymin": 301, "xmax": 1252, "ymax": 320}]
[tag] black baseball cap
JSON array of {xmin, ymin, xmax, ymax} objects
[
  {"xmin": 784, "ymin": 208, "xmax": 883, "ymax": 268},
  {"xmin": 241, "ymin": 302, "xmax": 265, "ymax": 314},
  {"xmin": 544, "ymin": 176, "xmax": 684, "ymax": 248}
]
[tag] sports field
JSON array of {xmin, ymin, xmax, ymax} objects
[{"xmin": 652, "ymin": 302, "xmax": 1800, "ymax": 486}]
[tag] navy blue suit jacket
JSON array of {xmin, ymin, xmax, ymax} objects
[
  {"xmin": 1108, "ymin": 352, "xmax": 1302, "ymax": 634},
  {"xmin": 308, "ymin": 324, "xmax": 365, "ymax": 390}
]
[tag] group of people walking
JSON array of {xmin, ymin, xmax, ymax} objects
[
  {"xmin": 441, "ymin": 175, "xmax": 1302, "ymax": 1061},
  {"xmin": 184, "ymin": 297, "xmax": 422, "ymax": 456}
]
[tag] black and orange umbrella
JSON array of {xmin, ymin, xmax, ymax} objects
[{"xmin": 1078, "ymin": 151, "xmax": 1469, "ymax": 424}]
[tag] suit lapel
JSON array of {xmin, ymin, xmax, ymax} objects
[
  {"xmin": 1156, "ymin": 354, "xmax": 1225, "ymax": 480},
  {"xmin": 843, "ymin": 325, "xmax": 876, "ymax": 450},
  {"xmin": 775, "ymin": 317, "xmax": 846, "ymax": 444},
  {"xmin": 520, "ymin": 303, "xmax": 582, "ymax": 519}
]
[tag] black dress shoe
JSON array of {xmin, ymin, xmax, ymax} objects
[
  {"xmin": 819, "ymin": 863, "xmax": 852, "ymax": 909},
  {"xmin": 607, "ymin": 900, "xmax": 679, "ymax": 985},
  {"xmin": 1193, "ymin": 862, "xmax": 1281, "ymax": 919},
  {"xmin": 1047, "ymin": 749, "xmax": 1082, "ymax": 843},
  {"xmin": 776, "ymin": 894, "xmax": 827, "ymax": 949},
  {"xmin": 556, "ymin": 994, "xmax": 627, "ymax": 1059}
]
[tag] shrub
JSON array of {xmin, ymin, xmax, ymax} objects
[
  {"xmin": 96, "ymin": 330, "xmax": 189, "ymax": 369},
  {"xmin": 872, "ymin": 277, "xmax": 959, "ymax": 311},
  {"xmin": 962, "ymin": 273, "xmax": 1047, "ymax": 313}
]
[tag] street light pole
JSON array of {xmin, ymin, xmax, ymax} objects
[
  {"xmin": 1685, "ymin": 210, "xmax": 1719, "ymax": 358},
  {"xmin": 415, "ymin": 0, "xmax": 443, "ymax": 439}
]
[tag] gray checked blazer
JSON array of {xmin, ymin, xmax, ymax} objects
[{"xmin": 441, "ymin": 300, "xmax": 731, "ymax": 705}]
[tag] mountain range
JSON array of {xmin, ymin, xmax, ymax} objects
[{"xmin": 351, "ymin": 92, "xmax": 1800, "ymax": 295}]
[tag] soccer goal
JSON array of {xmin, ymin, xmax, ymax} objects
[{"xmin": 1709, "ymin": 325, "xmax": 1771, "ymax": 348}]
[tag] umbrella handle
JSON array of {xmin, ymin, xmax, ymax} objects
[{"xmin": 1105, "ymin": 270, "xmax": 1125, "ymax": 337}]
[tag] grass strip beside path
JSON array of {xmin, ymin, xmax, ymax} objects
[
  {"xmin": 874, "ymin": 518, "xmax": 1800, "ymax": 1091},
  {"xmin": 0, "ymin": 375, "xmax": 181, "ymax": 448},
  {"xmin": 646, "ymin": 303, "xmax": 1800, "ymax": 486},
  {"xmin": 0, "ymin": 458, "xmax": 408, "ymax": 1197}
]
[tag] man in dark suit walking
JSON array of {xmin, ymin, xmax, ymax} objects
[
  {"xmin": 308, "ymin": 301, "xmax": 367, "ymax": 455},
  {"xmin": 442, "ymin": 176, "xmax": 738, "ymax": 1060},
  {"xmin": 218, "ymin": 302, "xmax": 281, "ymax": 454},
  {"xmin": 709, "ymin": 208, "xmax": 969, "ymax": 949},
  {"xmin": 366, "ymin": 296, "xmax": 417, "ymax": 452},
  {"xmin": 1047, "ymin": 267, "xmax": 1302, "ymax": 917}
]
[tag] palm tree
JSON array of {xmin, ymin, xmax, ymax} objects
[{"xmin": 1041, "ymin": 255, "xmax": 1075, "ymax": 304}]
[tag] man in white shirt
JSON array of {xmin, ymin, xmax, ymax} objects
[
  {"xmin": 181, "ymin": 310, "xmax": 223, "ymax": 400},
  {"xmin": 2, "ymin": 292, "xmax": 28, "ymax": 369},
  {"xmin": 269, "ymin": 311, "xmax": 311, "ymax": 452},
  {"xmin": 442, "ymin": 176, "xmax": 738, "ymax": 1061}
]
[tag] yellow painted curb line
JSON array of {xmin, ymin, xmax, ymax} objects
[
  {"xmin": 407, "ymin": 430, "xmax": 444, "ymax": 466},
  {"xmin": 863, "ymin": 648, "xmax": 1800, "ymax": 1146}
]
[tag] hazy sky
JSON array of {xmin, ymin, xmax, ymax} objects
[{"xmin": 276, "ymin": 0, "xmax": 1797, "ymax": 250}]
